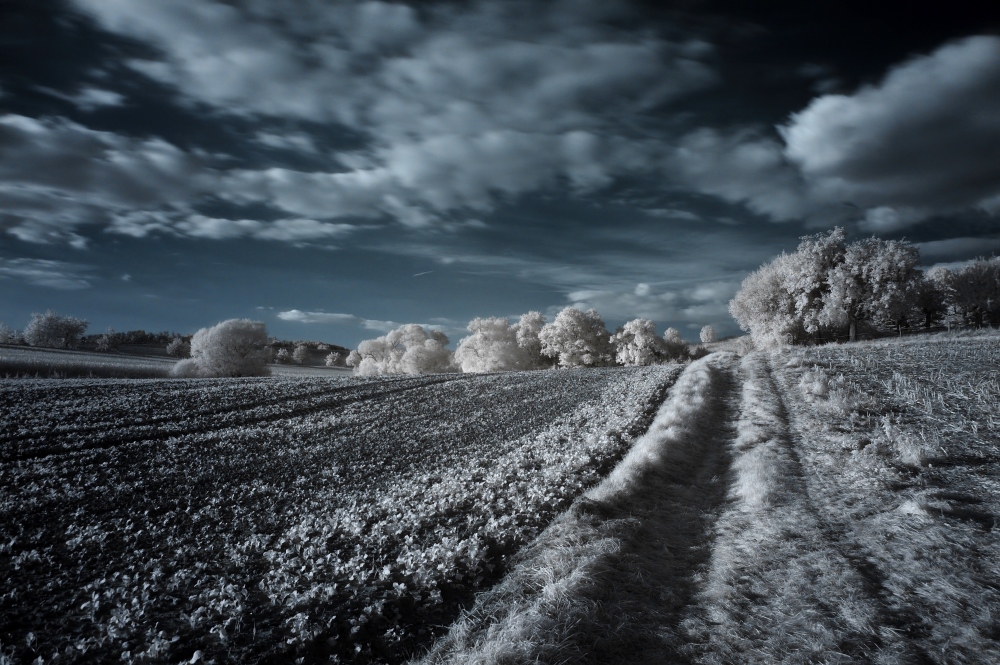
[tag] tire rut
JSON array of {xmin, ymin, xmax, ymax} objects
[{"xmin": 679, "ymin": 353, "xmax": 888, "ymax": 664}]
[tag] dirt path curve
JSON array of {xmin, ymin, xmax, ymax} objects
[{"xmin": 417, "ymin": 353, "xmax": 742, "ymax": 664}]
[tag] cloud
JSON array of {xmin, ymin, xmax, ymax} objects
[
  {"xmin": 253, "ymin": 131, "xmax": 318, "ymax": 154},
  {"xmin": 277, "ymin": 310, "xmax": 359, "ymax": 324},
  {"xmin": 0, "ymin": 258, "xmax": 93, "ymax": 290},
  {"xmin": 37, "ymin": 86, "xmax": 126, "ymax": 111},
  {"xmin": 564, "ymin": 278, "xmax": 738, "ymax": 330},
  {"xmin": 916, "ymin": 237, "xmax": 1000, "ymax": 261},
  {"xmin": 666, "ymin": 127, "xmax": 809, "ymax": 222},
  {"xmin": 645, "ymin": 208, "xmax": 701, "ymax": 221},
  {"xmin": 70, "ymin": 0, "xmax": 717, "ymax": 229},
  {"xmin": 780, "ymin": 35, "xmax": 1000, "ymax": 227},
  {"xmin": 0, "ymin": 114, "xmax": 206, "ymax": 244}
]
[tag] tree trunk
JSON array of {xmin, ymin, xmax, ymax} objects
[{"xmin": 849, "ymin": 319, "xmax": 856, "ymax": 342}]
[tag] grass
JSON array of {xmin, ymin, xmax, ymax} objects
[{"xmin": 0, "ymin": 346, "xmax": 171, "ymax": 379}]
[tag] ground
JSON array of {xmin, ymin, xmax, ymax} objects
[{"xmin": 1, "ymin": 332, "xmax": 998, "ymax": 664}]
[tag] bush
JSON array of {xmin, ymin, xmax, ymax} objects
[
  {"xmin": 454, "ymin": 313, "xmax": 548, "ymax": 373},
  {"xmin": 352, "ymin": 324, "xmax": 457, "ymax": 376},
  {"xmin": 172, "ymin": 319, "xmax": 272, "ymax": 377},
  {"xmin": 699, "ymin": 325, "xmax": 716, "ymax": 344}
]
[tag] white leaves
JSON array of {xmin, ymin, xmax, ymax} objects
[
  {"xmin": 172, "ymin": 319, "xmax": 272, "ymax": 377},
  {"xmin": 539, "ymin": 307, "xmax": 614, "ymax": 368}
]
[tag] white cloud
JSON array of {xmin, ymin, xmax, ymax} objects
[
  {"xmin": 70, "ymin": 0, "xmax": 717, "ymax": 229},
  {"xmin": 916, "ymin": 237, "xmax": 1000, "ymax": 261},
  {"xmin": 0, "ymin": 258, "xmax": 93, "ymax": 290},
  {"xmin": 645, "ymin": 208, "xmax": 700, "ymax": 221},
  {"xmin": 37, "ymin": 86, "xmax": 127, "ymax": 111},
  {"xmin": 0, "ymin": 114, "xmax": 206, "ymax": 244},
  {"xmin": 667, "ymin": 128, "xmax": 810, "ymax": 222},
  {"xmin": 780, "ymin": 35, "xmax": 1000, "ymax": 227},
  {"xmin": 278, "ymin": 310, "xmax": 359, "ymax": 324},
  {"xmin": 253, "ymin": 131, "xmax": 318, "ymax": 154}
]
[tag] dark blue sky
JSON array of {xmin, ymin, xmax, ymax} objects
[{"xmin": 2, "ymin": 0, "xmax": 999, "ymax": 346}]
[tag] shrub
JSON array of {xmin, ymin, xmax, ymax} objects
[
  {"xmin": 699, "ymin": 325, "xmax": 716, "ymax": 344},
  {"xmin": 173, "ymin": 319, "xmax": 272, "ymax": 377},
  {"xmin": 352, "ymin": 324, "xmax": 457, "ymax": 376}
]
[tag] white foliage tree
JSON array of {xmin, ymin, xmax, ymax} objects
[
  {"xmin": 352, "ymin": 324, "xmax": 456, "ymax": 376},
  {"xmin": 166, "ymin": 336, "xmax": 190, "ymax": 358},
  {"xmin": 662, "ymin": 327, "xmax": 691, "ymax": 362},
  {"xmin": 515, "ymin": 311, "xmax": 549, "ymax": 369},
  {"xmin": 823, "ymin": 237, "xmax": 920, "ymax": 340},
  {"xmin": 699, "ymin": 324, "xmax": 717, "ymax": 344},
  {"xmin": 611, "ymin": 318, "xmax": 667, "ymax": 366},
  {"xmin": 23, "ymin": 310, "xmax": 88, "ymax": 349},
  {"xmin": 95, "ymin": 326, "xmax": 123, "ymax": 353},
  {"xmin": 275, "ymin": 348, "xmax": 292, "ymax": 364},
  {"xmin": 730, "ymin": 228, "xmax": 923, "ymax": 347},
  {"xmin": 292, "ymin": 344, "xmax": 310, "ymax": 364},
  {"xmin": 0, "ymin": 322, "xmax": 13, "ymax": 345},
  {"xmin": 729, "ymin": 252, "xmax": 806, "ymax": 348},
  {"xmin": 454, "ymin": 312, "xmax": 549, "ymax": 373},
  {"xmin": 171, "ymin": 319, "xmax": 272, "ymax": 377},
  {"xmin": 539, "ymin": 307, "xmax": 613, "ymax": 368},
  {"xmin": 325, "ymin": 351, "xmax": 341, "ymax": 367}
]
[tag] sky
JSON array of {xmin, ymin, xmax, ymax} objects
[{"xmin": 1, "ymin": 0, "xmax": 999, "ymax": 347}]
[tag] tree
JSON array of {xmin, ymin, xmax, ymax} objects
[
  {"xmin": 515, "ymin": 311, "xmax": 549, "ymax": 369},
  {"xmin": 166, "ymin": 337, "xmax": 190, "ymax": 358},
  {"xmin": 454, "ymin": 312, "xmax": 549, "ymax": 373},
  {"xmin": 938, "ymin": 257, "xmax": 1000, "ymax": 328},
  {"xmin": 909, "ymin": 271, "xmax": 948, "ymax": 329},
  {"xmin": 23, "ymin": 310, "xmax": 88, "ymax": 349},
  {"xmin": 539, "ymin": 307, "xmax": 614, "ymax": 368},
  {"xmin": 611, "ymin": 318, "xmax": 667, "ymax": 366},
  {"xmin": 661, "ymin": 327, "xmax": 691, "ymax": 362},
  {"xmin": 292, "ymin": 344, "xmax": 310, "ymax": 364},
  {"xmin": 325, "ymin": 351, "xmax": 342, "ymax": 367},
  {"xmin": 171, "ymin": 319, "xmax": 272, "ymax": 377},
  {"xmin": 95, "ymin": 327, "xmax": 123, "ymax": 352},
  {"xmin": 786, "ymin": 227, "xmax": 847, "ymax": 339},
  {"xmin": 699, "ymin": 324, "xmax": 716, "ymax": 344},
  {"xmin": 352, "ymin": 324, "xmax": 456, "ymax": 376},
  {"xmin": 823, "ymin": 237, "xmax": 920, "ymax": 340},
  {"xmin": 0, "ymin": 323, "xmax": 13, "ymax": 345},
  {"xmin": 274, "ymin": 348, "xmax": 292, "ymax": 364},
  {"xmin": 730, "ymin": 228, "xmax": 924, "ymax": 346}
]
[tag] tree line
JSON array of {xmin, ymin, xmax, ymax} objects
[
  {"xmin": 346, "ymin": 311, "xmax": 716, "ymax": 376},
  {"xmin": 729, "ymin": 228, "xmax": 1000, "ymax": 348}
]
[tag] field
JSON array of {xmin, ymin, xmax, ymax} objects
[
  {"xmin": 0, "ymin": 366, "xmax": 679, "ymax": 663},
  {"xmin": 2, "ymin": 333, "xmax": 999, "ymax": 664},
  {"xmin": 0, "ymin": 346, "xmax": 351, "ymax": 379}
]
